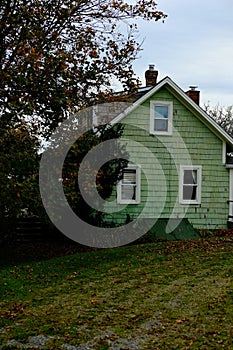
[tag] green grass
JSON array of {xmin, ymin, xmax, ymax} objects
[{"xmin": 0, "ymin": 237, "xmax": 233, "ymax": 349}]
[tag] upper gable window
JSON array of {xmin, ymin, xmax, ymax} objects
[{"xmin": 150, "ymin": 101, "xmax": 173, "ymax": 135}]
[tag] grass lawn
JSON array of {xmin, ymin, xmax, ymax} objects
[{"xmin": 0, "ymin": 236, "xmax": 233, "ymax": 349}]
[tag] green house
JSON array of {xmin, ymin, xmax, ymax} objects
[{"xmin": 100, "ymin": 66, "xmax": 233, "ymax": 238}]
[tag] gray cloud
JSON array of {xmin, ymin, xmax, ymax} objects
[{"xmin": 134, "ymin": 0, "xmax": 233, "ymax": 106}]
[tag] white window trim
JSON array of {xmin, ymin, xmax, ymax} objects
[
  {"xmin": 150, "ymin": 100, "xmax": 173, "ymax": 136},
  {"xmin": 117, "ymin": 165, "xmax": 141, "ymax": 204},
  {"xmin": 179, "ymin": 165, "xmax": 202, "ymax": 205},
  {"xmin": 229, "ymin": 169, "xmax": 233, "ymax": 221},
  {"xmin": 222, "ymin": 141, "xmax": 226, "ymax": 165}
]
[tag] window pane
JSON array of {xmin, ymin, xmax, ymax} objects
[
  {"xmin": 183, "ymin": 185, "xmax": 197, "ymax": 200},
  {"xmin": 122, "ymin": 169, "xmax": 136, "ymax": 184},
  {"xmin": 121, "ymin": 185, "xmax": 136, "ymax": 200},
  {"xmin": 183, "ymin": 170, "xmax": 197, "ymax": 185},
  {"xmin": 154, "ymin": 119, "xmax": 168, "ymax": 132},
  {"xmin": 154, "ymin": 106, "xmax": 168, "ymax": 119}
]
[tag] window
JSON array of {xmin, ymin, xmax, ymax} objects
[
  {"xmin": 150, "ymin": 101, "xmax": 173, "ymax": 135},
  {"xmin": 179, "ymin": 166, "xmax": 202, "ymax": 204},
  {"xmin": 117, "ymin": 165, "xmax": 141, "ymax": 204}
]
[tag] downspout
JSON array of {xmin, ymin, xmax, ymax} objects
[{"xmin": 228, "ymin": 169, "xmax": 233, "ymax": 223}]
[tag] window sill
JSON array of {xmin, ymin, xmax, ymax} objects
[
  {"xmin": 179, "ymin": 201, "xmax": 201, "ymax": 205},
  {"xmin": 150, "ymin": 131, "xmax": 172, "ymax": 136},
  {"xmin": 117, "ymin": 200, "xmax": 140, "ymax": 205}
]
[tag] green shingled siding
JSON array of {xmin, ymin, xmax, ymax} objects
[{"xmin": 104, "ymin": 86, "xmax": 229, "ymax": 229}]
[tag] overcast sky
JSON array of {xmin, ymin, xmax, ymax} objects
[{"xmin": 132, "ymin": 0, "xmax": 233, "ymax": 107}]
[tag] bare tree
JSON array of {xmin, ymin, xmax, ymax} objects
[{"xmin": 204, "ymin": 104, "xmax": 233, "ymax": 137}]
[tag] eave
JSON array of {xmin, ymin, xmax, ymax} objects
[{"xmin": 110, "ymin": 76, "xmax": 233, "ymax": 147}]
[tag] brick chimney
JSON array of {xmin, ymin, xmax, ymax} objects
[
  {"xmin": 145, "ymin": 64, "xmax": 158, "ymax": 87},
  {"xmin": 186, "ymin": 86, "xmax": 200, "ymax": 105}
]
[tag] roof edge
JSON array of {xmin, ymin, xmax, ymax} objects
[{"xmin": 110, "ymin": 76, "xmax": 233, "ymax": 145}]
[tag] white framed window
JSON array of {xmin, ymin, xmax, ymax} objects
[
  {"xmin": 117, "ymin": 165, "xmax": 141, "ymax": 204},
  {"xmin": 150, "ymin": 100, "xmax": 173, "ymax": 135},
  {"xmin": 179, "ymin": 166, "xmax": 202, "ymax": 204}
]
